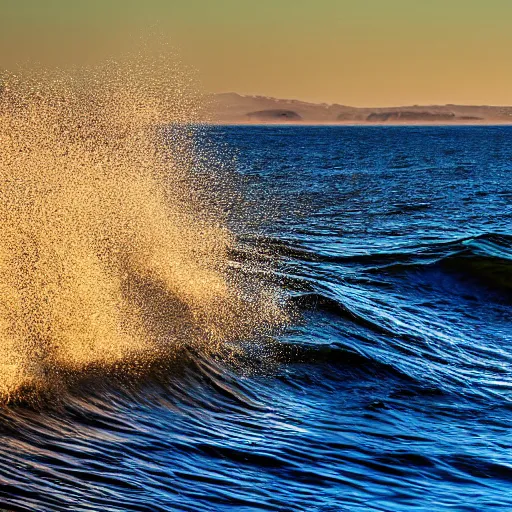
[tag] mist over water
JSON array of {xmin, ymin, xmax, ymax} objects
[{"xmin": 0, "ymin": 57, "xmax": 287, "ymax": 402}]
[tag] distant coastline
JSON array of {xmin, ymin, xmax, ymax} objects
[{"xmin": 209, "ymin": 93, "xmax": 512, "ymax": 125}]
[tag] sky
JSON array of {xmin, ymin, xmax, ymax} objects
[{"xmin": 1, "ymin": 0, "xmax": 512, "ymax": 106}]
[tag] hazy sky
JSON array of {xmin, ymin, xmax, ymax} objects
[{"xmin": 2, "ymin": 0, "xmax": 512, "ymax": 106}]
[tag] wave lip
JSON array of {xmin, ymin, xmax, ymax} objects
[{"xmin": 0, "ymin": 58, "xmax": 289, "ymax": 403}]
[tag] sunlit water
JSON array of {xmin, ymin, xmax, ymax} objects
[{"xmin": 1, "ymin": 125, "xmax": 512, "ymax": 511}]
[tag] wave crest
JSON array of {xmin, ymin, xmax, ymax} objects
[{"xmin": 0, "ymin": 56, "xmax": 288, "ymax": 402}]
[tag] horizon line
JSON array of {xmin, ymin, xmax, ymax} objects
[{"xmin": 213, "ymin": 92, "xmax": 512, "ymax": 110}]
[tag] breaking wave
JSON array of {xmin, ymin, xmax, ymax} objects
[{"xmin": 0, "ymin": 55, "xmax": 288, "ymax": 402}]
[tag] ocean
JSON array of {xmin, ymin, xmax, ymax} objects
[{"xmin": 1, "ymin": 124, "xmax": 512, "ymax": 511}]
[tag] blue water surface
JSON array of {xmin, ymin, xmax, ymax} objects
[{"xmin": 1, "ymin": 126, "xmax": 512, "ymax": 512}]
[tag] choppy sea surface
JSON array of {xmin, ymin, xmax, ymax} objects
[{"xmin": 1, "ymin": 126, "xmax": 512, "ymax": 511}]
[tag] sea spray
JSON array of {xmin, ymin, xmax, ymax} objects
[{"xmin": 0, "ymin": 55, "xmax": 288, "ymax": 402}]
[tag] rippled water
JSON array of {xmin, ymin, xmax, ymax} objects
[{"xmin": 1, "ymin": 126, "xmax": 512, "ymax": 511}]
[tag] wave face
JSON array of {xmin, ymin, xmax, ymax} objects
[
  {"xmin": 1, "ymin": 120, "xmax": 512, "ymax": 511},
  {"xmin": 0, "ymin": 60, "xmax": 287, "ymax": 401}
]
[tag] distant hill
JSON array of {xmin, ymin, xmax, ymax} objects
[
  {"xmin": 246, "ymin": 109, "xmax": 303, "ymax": 121},
  {"xmin": 209, "ymin": 93, "xmax": 512, "ymax": 124}
]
